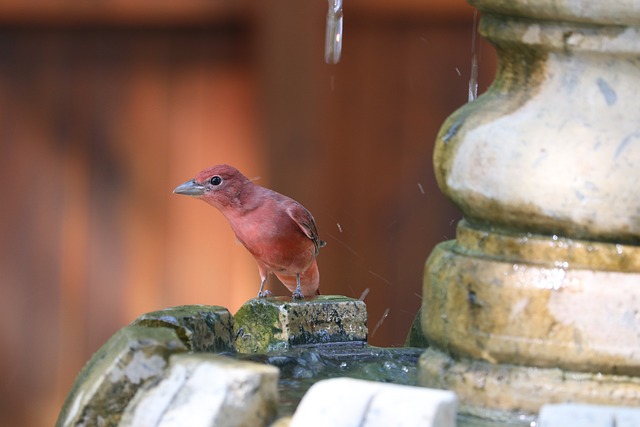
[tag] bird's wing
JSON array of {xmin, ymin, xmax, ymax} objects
[{"xmin": 286, "ymin": 203, "xmax": 326, "ymax": 256}]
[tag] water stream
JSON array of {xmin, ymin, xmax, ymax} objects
[{"xmin": 325, "ymin": 0, "xmax": 344, "ymax": 64}]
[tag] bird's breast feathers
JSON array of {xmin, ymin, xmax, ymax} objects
[{"xmin": 228, "ymin": 207, "xmax": 316, "ymax": 270}]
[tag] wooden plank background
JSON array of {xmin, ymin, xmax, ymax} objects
[{"xmin": 0, "ymin": 1, "xmax": 496, "ymax": 425}]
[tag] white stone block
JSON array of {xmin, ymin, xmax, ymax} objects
[
  {"xmin": 539, "ymin": 403, "xmax": 640, "ymax": 427},
  {"xmin": 120, "ymin": 353, "xmax": 279, "ymax": 427},
  {"xmin": 290, "ymin": 377, "xmax": 457, "ymax": 427}
]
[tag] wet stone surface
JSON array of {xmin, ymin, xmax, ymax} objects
[
  {"xmin": 58, "ymin": 301, "xmax": 435, "ymax": 426},
  {"xmin": 234, "ymin": 296, "xmax": 368, "ymax": 353},
  {"xmin": 290, "ymin": 377, "xmax": 457, "ymax": 427},
  {"xmin": 228, "ymin": 345, "xmax": 423, "ymax": 417},
  {"xmin": 56, "ymin": 326, "xmax": 187, "ymax": 427},
  {"xmin": 131, "ymin": 304, "xmax": 234, "ymax": 353},
  {"xmin": 120, "ymin": 353, "xmax": 280, "ymax": 427}
]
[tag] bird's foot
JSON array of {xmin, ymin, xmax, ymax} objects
[
  {"xmin": 257, "ymin": 290, "xmax": 272, "ymax": 299},
  {"xmin": 291, "ymin": 289, "xmax": 305, "ymax": 300}
]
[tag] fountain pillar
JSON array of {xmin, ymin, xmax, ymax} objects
[{"xmin": 419, "ymin": 0, "xmax": 640, "ymax": 421}]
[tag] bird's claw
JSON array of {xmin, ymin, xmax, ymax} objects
[
  {"xmin": 258, "ymin": 290, "xmax": 272, "ymax": 299},
  {"xmin": 291, "ymin": 290, "xmax": 305, "ymax": 300}
]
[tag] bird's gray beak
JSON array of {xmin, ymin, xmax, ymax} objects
[{"xmin": 173, "ymin": 179, "xmax": 206, "ymax": 196}]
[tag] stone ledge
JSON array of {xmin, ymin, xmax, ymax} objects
[
  {"xmin": 419, "ymin": 347, "xmax": 640, "ymax": 424},
  {"xmin": 423, "ymin": 240, "xmax": 640, "ymax": 375},
  {"xmin": 290, "ymin": 377, "xmax": 457, "ymax": 427},
  {"xmin": 120, "ymin": 353, "xmax": 279, "ymax": 427},
  {"xmin": 456, "ymin": 220, "xmax": 640, "ymax": 273},
  {"xmin": 234, "ymin": 296, "xmax": 368, "ymax": 353},
  {"xmin": 57, "ymin": 299, "xmax": 372, "ymax": 426},
  {"xmin": 131, "ymin": 305, "xmax": 234, "ymax": 352},
  {"xmin": 56, "ymin": 326, "xmax": 187, "ymax": 427},
  {"xmin": 538, "ymin": 403, "xmax": 640, "ymax": 427}
]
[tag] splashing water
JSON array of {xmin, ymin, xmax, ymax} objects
[
  {"xmin": 370, "ymin": 308, "xmax": 390, "ymax": 338},
  {"xmin": 325, "ymin": 0, "xmax": 343, "ymax": 64},
  {"xmin": 229, "ymin": 346, "xmax": 422, "ymax": 417}
]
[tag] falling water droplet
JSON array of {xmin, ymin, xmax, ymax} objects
[
  {"xmin": 325, "ymin": 0, "xmax": 343, "ymax": 64},
  {"xmin": 468, "ymin": 9, "xmax": 479, "ymax": 102}
]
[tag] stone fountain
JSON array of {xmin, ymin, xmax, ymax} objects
[
  {"xmin": 56, "ymin": 0, "xmax": 640, "ymax": 425},
  {"xmin": 419, "ymin": 0, "xmax": 640, "ymax": 423},
  {"xmin": 56, "ymin": 299, "xmax": 456, "ymax": 426}
]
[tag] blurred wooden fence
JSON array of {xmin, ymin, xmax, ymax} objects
[{"xmin": 0, "ymin": 1, "xmax": 495, "ymax": 426}]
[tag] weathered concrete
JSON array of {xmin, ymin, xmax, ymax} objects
[
  {"xmin": 120, "ymin": 353, "xmax": 279, "ymax": 427},
  {"xmin": 235, "ymin": 296, "xmax": 367, "ymax": 353},
  {"xmin": 290, "ymin": 377, "xmax": 457, "ymax": 427},
  {"xmin": 131, "ymin": 305, "xmax": 234, "ymax": 352},
  {"xmin": 420, "ymin": 348, "xmax": 640, "ymax": 423},
  {"xmin": 434, "ymin": 7, "xmax": 640, "ymax": 243},
  {"xmin": 420, "ymin": 222, "xmax": 640, "ymax": 421},
  {"xmin": 423, "ymin": 0, "xmax": 640, "ymax": 420},
  {"xmin": 423, "ymin": 221, "xmax": 640, "ymax": 375},
  {"xmin": 56, "ymin": 326, "xmax": 187, "ymax": 427},
  {"xmin": 538, "ymin": 403, "xmax": 640, "ymax": 427}
]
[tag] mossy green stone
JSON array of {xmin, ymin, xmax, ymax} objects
[
  {"xmin": 131, "ymin": 305, "xmax": 234, "ymax": 353},
  {"xmin": 235, "ymin": 296, "xmax": 368, "ymax": 353},
  {"xmin": 405, "ymin": 307, "xmax": 429, "ymax": 348},
  {"xmin": 56, "ymin": 325, "xmax": 187, "ymax": 427}
]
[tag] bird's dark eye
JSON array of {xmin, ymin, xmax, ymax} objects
[{"xmin": 210, "ymin": 175, "xmax": 222, "ymax": 186}]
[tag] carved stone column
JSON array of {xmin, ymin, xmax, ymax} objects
[{"xmin": 419, "ymin": 0, "xmax": 640, "ymax": 422}]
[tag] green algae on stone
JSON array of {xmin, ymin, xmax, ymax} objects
[
  {"xmin": 235, "ymin": 296, "xmax": 368, "ymax": 353},
  {"xmin": 131, "ymin": 305, "xmax": 234, "ymax": 353},
  {"xmin": 56, "ymin": 325, "xmax": 187, "ymax": 427},
  {"xmin": 235, "ymin": 298, "xmax": 287, "ymax": 353},
  {"xmin": 405, "ymin": 306, "xmax": 429, "ymax": 348}
]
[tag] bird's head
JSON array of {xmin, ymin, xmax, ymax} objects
[{"xmin": 173, "ymin": 164, "xmax": 251, "ymax": 208}]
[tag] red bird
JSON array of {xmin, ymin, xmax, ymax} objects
[{"xmin": 173, "ymin": 164, "xmax": 325, "ymax": 299}]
